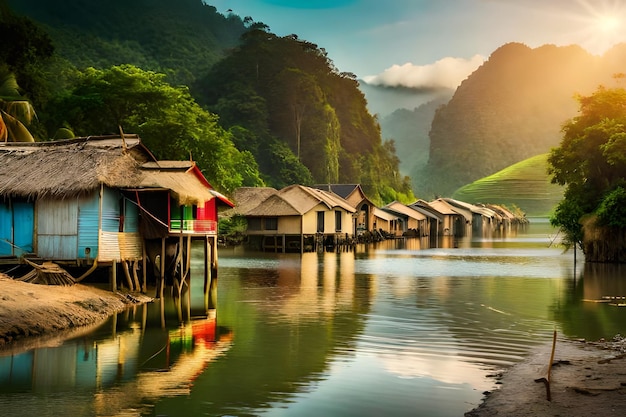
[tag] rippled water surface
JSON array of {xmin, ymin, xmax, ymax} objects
[{"xmin": 2, "ymin": 220, "xmax": 626, "ymax": 417}]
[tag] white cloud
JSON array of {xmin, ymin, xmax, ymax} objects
[{"xmin": 362, "ymin": 55, "xmax": 485, "ymax": 90}]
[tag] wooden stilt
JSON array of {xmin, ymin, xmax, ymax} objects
[
  {"xmin": 141, "ymin": 302, "xmax": 147, "ymax": 336},
  {"xmin": 142, "ymin": 243, "xmax": 147, "ymax": 293},
  {"xmin": 185, "ymin": 235, "xmax": 192, "ymax": 279},
  {"xmin": 122, "ymin": 260, "xmax": 134, "ymax": 291},
  {"xmin": 209, "ymin": 236, "xmax": 218, "ymax": 309},
  {"xmin": 204, "ymin": 236, "xmax": 210, "ymax": 313},
  {"xmin": 111, "ymin": 311, "xmax": 117, "ymax": 339},
  {"xmin": 131, "ymin": 260, "xmax": 140, "ymax": 292},
  {"xmin": 185, "ymin": 265, "xmax": 191, "ymax": 321},
  {"xmin": 159, "ymin": 237, "xmax": 165, "ymax": 299},
  {"xmin": 175, "ymin": 294, "xmax": 183, "ymax": 323},
  {"xmin": 111, "ymin": 260, "xmax": 117, "ymax": 292},
  {"xmin": 159, "ymin": 298, "xmax": 165, "ymax": 329}
]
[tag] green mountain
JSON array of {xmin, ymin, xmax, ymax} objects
[
  {"xmin": 7, "ymin": 0, "xmax": 247, "ymax": 87},
  {"xmin": 196, "ymin": 31, "xmax": 412, "ymax": 200},
  {"xmin": 417, "ymin": 42, "xmax": 626, "ymax": 197},
  {"xmin": 380, "ymin": 94, "xmax": 451, "ymax": 178},
  {"xmin": 452, "ymin": 154, "xmax": 564, "ymax": 217},
  {"xmin": 4, "ymin": 0, "xmax": 414, "ymax": 202}
]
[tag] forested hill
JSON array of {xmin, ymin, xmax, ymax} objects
[
  {"xmin": 416, "ymin": 42, "xmax": 626, "ymax": 197},
  {"xmin": 4, "ymin": 0, "xmax": 414, "ymax": 203},
  {"xmin": 380, "ymin": 95, "xmax": 451, "ymax": 178},
  {"xmin": 7, "ymin": 0, "xmax": 247, "ymax": 87}
]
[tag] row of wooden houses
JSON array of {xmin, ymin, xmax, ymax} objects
[
  {"xmin": 0, "ymin": 135, "xmax": 233, "ymax": 307},
  {"xmin": 0, "ymin": 134, "xmax": 526, "ymax": 288},
  {"xmin": 227, "ymin": 184, "xmax": 526, "ymax": 253}
]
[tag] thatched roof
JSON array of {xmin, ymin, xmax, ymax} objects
[
  {"xmin": 245, "ymin": 185, "xmax": 356, "ymax": 217},
  {"xmin": 382, "ymin": 201, "xmax": 427, "ymax": 220},
  {"xmin": 443, "ymin": 198, "xmax": 499, "ymax": 219},
  {"xmin": 312, "ymin": 183, "xmax": 360, "ymax": 199},
  {"xmin": 425, "ymin": 199, "xmax": 461, "ymax": 216},
  {"xmin": 226, "ymin": 187, "xmax": 278, "ymax": 216},
  {"xmin": 373, "ymin": 207, "xmax": 398, "ymax": 222},
  {"xmin": 0, "ymin": 135, "xmax": 221, "ymax": 206}
]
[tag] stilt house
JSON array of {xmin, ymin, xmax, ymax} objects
[
  {"xmin": 0, "ymin": 135, "xmax": 232, "ymax": 304},
  {"xmin": 242, "ymin": 184, "xmax": 356, "ymax": 252},
  {"xmin": 312, "ymin": 184, "xmax": 377, "ymax": 236}
]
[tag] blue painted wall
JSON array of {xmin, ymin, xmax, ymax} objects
[
  {"xmin": 101, "ymin": 187, "xmax": 120, "ymax": 233},
  {"xmin": 0, "ymin": 200, "xmax": 34, "ymax": 257},
  {"xmin": 0, "ymin": 202, "xmax": 11, "ymax": 256},
  {"xmin": 12, "ymin": 201, "xmax": 34, "ymax": 256},
  {"xmin": 77, "ymin": 192, "xmax": 100, "ymax": 259}
]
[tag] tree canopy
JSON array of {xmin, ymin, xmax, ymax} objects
[
  {"xmin": 548, "ymin": 83, "xmax": 626, "ymax": 248},
  {"xmin": 3, "ymin": 0, "xmax": 414, "ymax": 204},
  {"xmin": 197, "ymin": 29, "xmax": 413, "ymax": 203},
  {"xmin": 48, "ymin": 65, "xmax": 263, "ymax": 193}
]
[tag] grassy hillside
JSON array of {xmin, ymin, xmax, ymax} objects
[{"xmin": 452, "ymin": 154, "xmax": 564, "ymax": 217}]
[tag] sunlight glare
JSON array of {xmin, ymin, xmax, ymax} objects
[
  {"xmin": 597, "ymin": 15, "xmax": 620, "ymax": 33},
  {"xmin": 570, "ymin": 0, "xmax": 626, "ymax": 54}
]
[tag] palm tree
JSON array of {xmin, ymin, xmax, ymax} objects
[{"xmin": 0, "ymin": 66, "xmax": 35, "ymax": 142}]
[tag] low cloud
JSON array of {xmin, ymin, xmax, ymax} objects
[{"xmin": 362, "ymin": 55, "xmax": 485, "ymax": 90}]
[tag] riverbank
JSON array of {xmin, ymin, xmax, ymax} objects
[
  {"xmin": 466, "ymin": 334, "xmax": 626, "ymax": 416},
  {"xmin": 0, "ymin": 272, "xmax": 152, "ymax": 352}
]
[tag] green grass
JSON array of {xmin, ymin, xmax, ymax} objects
[{"xmin": 452, "ymin": 154, "xmax": 564, "ymax": 217}]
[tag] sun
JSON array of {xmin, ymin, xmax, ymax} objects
[
  {"xmin": 569, "ymin": 0, "xmax": 626, "ymax": 54},
  {"xmin": 596, "ymin": 14, "xmax": 620, "ymax": 33}
]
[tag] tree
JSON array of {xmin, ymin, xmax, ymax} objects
[
  {"xmin": 0, "ymin": 66, "xmax": 36, "ymax": 142},
  {"xmin": 0, "ymin": 1, "xmax": 54, "ymax": 109},
  {"xmin": 49, "ymin": 64, "xmax": 263, "ymax": 192},
  {"xmin": 548, "ymin": 84, "xmax": 626, "ymax": 250},
  {"xmin": 199, "ymin": 29, "xmax": 407, "ymax": 203}
]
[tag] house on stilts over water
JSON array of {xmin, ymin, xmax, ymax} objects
[{"xmin": 0, "ymin": 134, "xmax": 233, "ymax": 311}]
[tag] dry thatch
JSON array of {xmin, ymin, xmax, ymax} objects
[
  {"xmin": 0, "ymin": 135, "xmax": 218, "ymax": 206},
  {"xmin": 0, "ymin": 135, "xmax": 145, "ymax": 199},
  {"xmin": 17, "ymin": 259, "xmax": 76, "ymax": 286},
  {"xmin": 245, "ymin": 184, "xmax": 356, "ymax": 217},
  {"xmin": 226, "ymin": 187, "xmax": 278, "ymax": 216}
]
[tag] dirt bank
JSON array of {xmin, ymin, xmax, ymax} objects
[
  {"xmin": 466, "ymin": 335, "xmax": 626, "ymax": 417},
  {"xmin": 0, "ymin": 272, "xmax": 152, "ymax": 351}
]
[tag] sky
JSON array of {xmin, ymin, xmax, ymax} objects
[{"xmin": 207, "ymin": 0, "xmax": 626, "ymax": 91}]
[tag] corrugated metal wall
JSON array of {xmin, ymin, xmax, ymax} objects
[
  {"xmin": 37, "ymin": 198, "xmax": 79, "ymax": 259},
  {"xmin": 0, "ymin": 202, "xmax": 11, "ymax": 256},
  {"xmin": 8, "ymin": 188, "xmax": 143, "ymax": 262},
  {"xmin": 12, "ymin": 201, "xmax": 34, "ymax": 256},
  {"xmin": 124, "ymin": 198, "xmax": 139, "ymax": 232},
  {"xmin": 78, "ymin": 192, "xmax": 100, "ymax": 260},
  {"xmin": 98, "ymin": 187, "xmax": 143, "ymax": 262},
  {"xmin": 0, "ymin": 200, "xmax": 35, "ymax": 257}
]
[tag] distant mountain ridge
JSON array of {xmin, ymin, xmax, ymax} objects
[
  {"xmin": 379, "ymin": 95, "xmax": 451, "ymax": 177},
  {"xmin": 414, "ymin": 42, "xmax": 626, "ymax": 197}
]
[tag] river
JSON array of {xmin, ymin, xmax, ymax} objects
[{"xmin": 2, "ymin": 219, "xmax": 626, "ymax": 416}]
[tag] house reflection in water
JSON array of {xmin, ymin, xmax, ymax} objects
[{"xmin": 0, "ymin": 310, "xmax": 232, "ymax": 416}]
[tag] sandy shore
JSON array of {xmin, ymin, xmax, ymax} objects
[
  {"xmin": 466, "ymin": 335, "xmax": 626, "ymax": 416},
  {"xmin": 0, "ymin": 272, "xmax": 152, "ymax": 352}
]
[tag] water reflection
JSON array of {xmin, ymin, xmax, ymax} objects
[
  {"xmin": 553, "ymin": 262, "xmax": 626, "ymax": 340},
  {"xmin": 0, "ymin": 301, "xmax": 232, "ymax": 417},
  {"xmin": 2, "ymin": 222, "xmax": 626, "ymax": 417}
]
